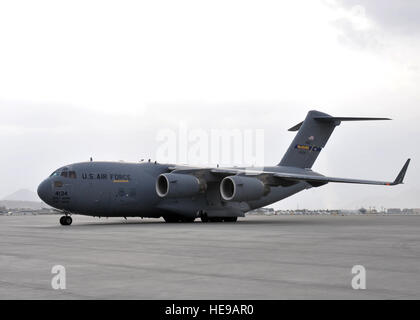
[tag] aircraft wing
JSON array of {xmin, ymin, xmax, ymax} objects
[
  {"xmin": 172, "ymin": 158, "xmax": 410, "ymax": 187},
  {"xmin": 272, "ymin": 165, "xmax": 408, "ymax": 186}
]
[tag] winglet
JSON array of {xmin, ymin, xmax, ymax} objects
[{"xmin": 391, "ymin": 159, "xmax": 411, "ymax": 185}]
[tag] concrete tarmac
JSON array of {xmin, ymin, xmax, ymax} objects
[{"xmin": 0, "ymin": 214, "xmax": 419, "ymax": 299}]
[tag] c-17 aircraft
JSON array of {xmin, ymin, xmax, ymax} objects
[{"xmin": 37, "ymin": 110, "xmax": 410, "ymax": 225}]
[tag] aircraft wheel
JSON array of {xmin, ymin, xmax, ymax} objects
[
  {"xmin": 65, "ymin": 216, "xmax": 73, "ymax": 225},
  {"xmin": 200, "ymin": 211, "xmax": 209, "ymax": 223},
  {"xmin": 60, "ymin": 216, "xmax": 72, "ymax": 226},
  {"xmin": 223, "ymin": 217, "xmax": 238, "ymax": 222}
]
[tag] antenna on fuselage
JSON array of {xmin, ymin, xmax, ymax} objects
[{"xmin": 90, "ymin": 157, "xmax": 93, "ymax": 162}]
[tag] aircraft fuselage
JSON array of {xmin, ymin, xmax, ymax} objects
[{"xmin": 37, "ymin": 161, "xmax": 308, "ymax": 219}]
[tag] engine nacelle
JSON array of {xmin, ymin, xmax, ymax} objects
[
  {"xmin": 220, "ymin": 175, "xmax": 266, "ymax": 202},
  {"xmin": 156, "ymin": 173, "xmax": 206, "ymax": 198}
]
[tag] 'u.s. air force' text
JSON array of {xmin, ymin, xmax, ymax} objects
[{"xmin": 81, "ymin": 173, "xmax": 131, "ymax": 181}]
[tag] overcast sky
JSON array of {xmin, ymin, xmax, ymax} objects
[{"xmin": 0, "ymin": 0, "xmax": 419, "ymax": 209}]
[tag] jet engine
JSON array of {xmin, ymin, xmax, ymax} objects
[
  {"xmin": 156, "ymin": 173, "xmax": 206, "ymax": 198},
  {"xmin": 220, "ymin": 175, "xmax": 266, "ymax": 202}
]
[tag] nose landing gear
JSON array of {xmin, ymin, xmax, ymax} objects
[{"xmin": 59, "ymin": 215, "xmax": 72, "ymax": 226}]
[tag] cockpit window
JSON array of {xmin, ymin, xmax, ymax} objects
[{"xmin": 50, "ymin": 168, "xmax": 76, "ymax": 179}]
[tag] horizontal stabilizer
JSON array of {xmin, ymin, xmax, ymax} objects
[
  {"xmin": 288, "ymin": 116, "xmax": 391, "ymax": 131},
  {"xmin": 314, "ymin": 116, "xmax": 392, "ymax": 122},
  {"xmin": 287, "ymin": 121, "xmax": 304, "ymax": 131}
]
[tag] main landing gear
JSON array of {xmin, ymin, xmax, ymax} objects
[
  {"xmin": 201, "ymin": 216, "xmax": 238, "ymax": 222},
  {"xmin": 199, "ymin": 211, "xmax": 238, "ymax": 223},
  {"xmin": 163, "ymin": 216, "xmax": 195, "ymax": 223},
  {"xmin": 60, "ymin": 215, "xmax": 73, "ymax": 226}
]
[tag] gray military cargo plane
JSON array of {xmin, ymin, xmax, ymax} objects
[{"xmin": 37, "ymin": 110, "xmax": 410, "ymax": 225}]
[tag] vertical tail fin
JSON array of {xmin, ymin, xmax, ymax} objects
[
  {"xmin": 279, "ymin": 110, "xmax": 336, "ymax": 168},
  {"xmin": 278, "ymin": 110, "xmax": 391, "ymax": 168}
]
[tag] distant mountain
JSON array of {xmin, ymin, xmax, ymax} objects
[{"xmin": 2, "ymin": 189, "xmax": 40, "ymax": 202}]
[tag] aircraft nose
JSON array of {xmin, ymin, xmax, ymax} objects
[{"xmin": 37, "ymin": 179, "xmax": 51, "ymax": 204}]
